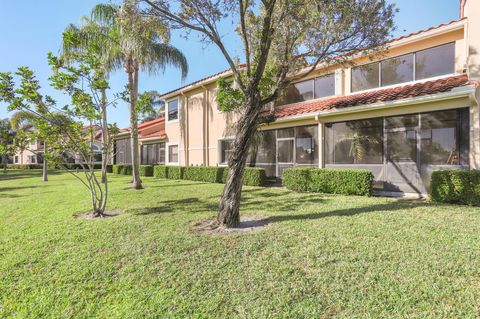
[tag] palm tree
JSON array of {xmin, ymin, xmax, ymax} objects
[
  {"xmin": 67, "ymin": 0, "xmax": 188, "ymax": 189},
  {"xmin": 10, "ymin": 111, "xmax": 49, "ymax": 181}
]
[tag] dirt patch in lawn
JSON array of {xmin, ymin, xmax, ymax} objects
[
  {"xmin": 193, "ymin": 215, "xmax": 270, "ymax": 235},
  {"xmin": 75, "ymin": 210, "xmax": 122, "ymax": 219}
]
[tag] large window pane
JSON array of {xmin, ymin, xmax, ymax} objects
[
  {"xmin": 314, "ymin": 75, "xmax": 335, "ymax": 99},
  {"xmin": 277, "ymin": 79, "xmax": 314, "ymax": 105},
  {"xmin": 351, "ymin": 62, "xmax": 380, "ymax": 92},
  {"xmin": 249, "ymin": 130, "xmax": 276, "ymax": 164},
  {"xmin": 277, "ymin": 128, "xmax": 295, "ymax": 138},
  {"xmin": 415, "ymin": 43, "xmax": 455, "ymax": 80},
  {"xmin": 220, "ymin": 139, "xmax": 234, "ymax": 164},
  {"xmin": 278, "ymin": 140, "xmax": 294, "ymax": 163},
  {"xmin": 325, "ymin": 118, "xmax": 383, "ymax": 164},
  {"xmin": 168, "ymin": 99, "xmax": 179, "ymax": 121},
  {"xmin": 295, "ymin": 126, "xmax": 318, "ymax": 164},
  {"xmin": 385, "ymin": 114, "xmax": 418, "ymax": 129},
  {"xmin": 387, "ymin": 129, "xmax": 417, "ymax": 162},
  {"xmin": 420, "ymin": 109, "xmax": 469, "ymax": 165},
  {"xmin": 381, "ymin": 54, "xmax": 414, "ymax": 86}
]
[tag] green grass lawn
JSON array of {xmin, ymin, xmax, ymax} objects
[{"xmin": 1, "ymin": 170, "xmax": 480, "ymax": 318}]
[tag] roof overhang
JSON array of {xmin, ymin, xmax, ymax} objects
[{"xmin": 270, "ymin": 84, "xmax": 477, "ymax": 124}]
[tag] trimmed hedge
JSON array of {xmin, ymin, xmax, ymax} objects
[
  {"xmin": 112, "ymin": 164, "xmax": 133, "ymax": 175},
  {"xmin": 184, "ymin": 166, "xmax": 226, "ymax": 183},
  {"xmin": 152, "ymin": 165, "xmax": 267, "ymax": 186},
  {"xmin": 168, "ymin": 166, "xmax": 185, "ymax": 180},
  {"xmin": 282, "ymin": 168, "xmax": 374, "ymax": 196},
  {"xmin": 6, "ymin": 164, "xmax": 43, "ymax": 169},
  {"xmin": 429, "ymin": 169, "xmax": 480, "ymax": 206},
  {"xmin": 139, "ymin": 165, "xmax": 154, "ymax": 177},
  {"xmin": 153, "ymin": 165, "xmax": 169, "ymax": 179},
  {"xmin": 222, "ymin": 167, "xmax": 267, "ymax": 187}
]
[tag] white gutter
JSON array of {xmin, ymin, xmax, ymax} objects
[
  {"xmin": 271, "ymin": 85, "xmax": 477, "ymax": 124},
  {"xmin": 140, "ymin": 136, "xmax": 166, "ymax": 143}
]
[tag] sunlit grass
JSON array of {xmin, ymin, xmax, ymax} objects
[{"xmin": 1, "ymin": 170, "xmax": 480, "ymax": 318}]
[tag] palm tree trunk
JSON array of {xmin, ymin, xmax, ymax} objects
[
  {"xmin": 127, "ymin": 60, "xmax": 142, "ymax": 190},
  {"xmin": 101, "ymin": 89, "xmax": 108, "ymax": 184},
  {"xmin": 42, "ymin": 142, "xmax": 48, "ymax": 182},
  {"xmin": 217, "ymin": 95, "xmax": 260, "ymax": 228}
]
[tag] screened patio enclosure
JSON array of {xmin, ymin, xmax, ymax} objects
[{"xmin": 325, "ymin": 108, "xmax": 470, "ymax": 194}]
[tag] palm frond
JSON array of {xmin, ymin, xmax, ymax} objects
[
  {"xmin": 10, "ymin": 111, "xmax": 36, "ymax": 131},
  {"xmin": 140, "ymin": 43, "xmax": 188, "ymax": 79},
  {"xmin": 91, "ymin": 3, "xmax": 118, "ymax": 27}
]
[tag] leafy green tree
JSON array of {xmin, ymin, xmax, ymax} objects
[
  {"xmin": 145, "ymin": 0, "xmax": 396, "ymax": 228},
  {"xmin": 0, "ymin": 52, "xmax": 117, "ymax": 217},
  {"xmin": 69, "ymin": 0, "xmax": 188, "ymax": 189},
  {"xmin": 0, "ymin": 118, "xmax": 16, "ymax": 173}
]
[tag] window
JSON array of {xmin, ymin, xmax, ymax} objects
[
  {"xmin": 220, "ymin": 139, "xmax": 234, "ymax": 164},
  {"xmin": 325, "ymin": 118, "xmax": 384, "ymax": 164},
  {"xmin": 415, "ymin": 43, "xmax": 455, "ymax": 80},
  {"xmin": 277, "ymin": 74, "xmax": 335, "ymax": 106},
  {"xmin": 142, "ymin": 143, "xmax": 166, "ymax": 164},
  {"xmin": 296, "ymin": 126, "xmax": 318, "ymax": 165},
  {"xmin": 27, "ymin": 155, "xmax": 36, "ymax": 164},
  {"xmin": 115, "ymin": 138, "xmax": 131, "ymax": 164},
  {"xmin": 168, "ymin": 145, "xmax": 179, "ymax": 163},
  {"xmin": 420, "ymin": 109, "xmax": 469, "ymax": 165},
  {"xmin": 351, "ymin": 43, "xmax": 456, "ymax": 92},
  {"xmin": 158, "ymin": 143, "xmax": 166, "ymax": 164},
  {"xmin": 351, "ymin": 63, "xmax": 380, "ymax": 92},
  {"xmin": 14, "ymin": 156, "xmax": 19, "ymax": 164},
  {"xmin": 381, "ymin": 54, "xmax": 414, "ymax": 86},
  {"xmin": 92, "ymin": 145, "xmax": 102, "ymax": 162},
  {"xmin": 167, "ymin": 99, "xmax": 179, "ymax": 121}
]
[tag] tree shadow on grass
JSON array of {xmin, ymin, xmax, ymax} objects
[
  {"xmin": 131, "ymin": 197, "xmax": 218, "ymax": 216},
  {"xmin": 0, "ymin": 185, "xmax": 39, "ymax": 192},
  {"xmin": 269, "ymin": 200, "xmax": 427, "ymax": 224}
]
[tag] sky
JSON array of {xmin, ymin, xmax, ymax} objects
[{"xmin": 0, "ymin": 0, "xmax": 460, "ymax": 128}]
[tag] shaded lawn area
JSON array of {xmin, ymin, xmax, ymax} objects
[{"xmin": 1, "ymin": 170, "xmax": 480, "ymax": 318}]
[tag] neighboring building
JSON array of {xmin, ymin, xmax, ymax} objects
[
  {"xmin": 114, "ymin": 118, "xmax": 166, "ymax": 165},
  {"xmin": 13, "ymin": 126, "xmax": 104, "ymax": 166},
  {"xmin": 156, "ymin": 0, "xmax": 480, "ymax": 195}
]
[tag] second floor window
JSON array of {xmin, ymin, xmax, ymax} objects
[
  {"xmin": 167, "ymin": 99, "xmax": 179, "ymax": 121},
  {"xmin": 351, "ymin": 42, "xmax": 455, "ymax": 93},
  {"xmin": 277, "ymin": 74, "xmax": 335, "ymax": 106}
]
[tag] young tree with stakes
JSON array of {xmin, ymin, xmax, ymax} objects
[{"xmin": 144, "ymin": 0, "xmax": 397, "ymax": 228}]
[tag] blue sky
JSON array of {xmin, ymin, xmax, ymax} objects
[{"xmin": 0, "ymin": 0, "xmax": 459, "ymax": 128}]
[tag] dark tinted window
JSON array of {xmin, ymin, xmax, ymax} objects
[
  {"xmin": 415, "ymin": 43, "xmax": 455, "ymax": 80},
  {"xmin": 296, "ymin": 126, "xmax": 318, "ymax": 164},
  {"xmin": 220, "ymin": 140, "xmax": 234, "ymax": 164},
  {"xmin": 381, "ymin": 54, "xmax": 414, "ymax": 86},
  {"xmin": 351, "ymin": 63, "xmax": 380, "ymax": 92},
  {"xmin": 168, "ymin": 99, "xmax": 179, "ymax": 121}
]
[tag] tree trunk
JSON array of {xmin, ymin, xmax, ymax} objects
[
  {"xmin": 42, "ymin": 142, "xmax": 48, "ymax": 182},
  {"xmin": 2, "ymin": 153, "xmax": 7, "ymax": 174},
  {"xmin": 127, "ymin": 60, "xmax": 142, "ymax": 190},
  {"xmin": 101, "ymin": 89, "xmax": 108, "ymax": 184},
  {"xmin": 217, "ymin": 95, "xmax": 261, "ymax": 228}
]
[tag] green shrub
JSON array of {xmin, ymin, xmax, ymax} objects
[
  {"xmin": 184, "ymin": 166, "xmax": 226, "ymax": 183},
  {"xmin": 106, "ymin": 164, "xmax": 113, "ymax": 173},
  {"xmin": 168, "ymin": 166, "xmax": 185, "ymax": 180},
  {"xmin": 153, "ymin": 166, "xmax": 169, "ymax": 179},
  {"xmin": 282, "ymin": 168, "xmax": 374, "ymax": 196},
  {"xmin": 430, "ymin": 169, "xmax": 480, "ymax": 206},
  {"xmin": 6, "ymin": 164, "xmax": 43, "ymax": 170},
  {"xmin": 139, "ymin": 165, "xmax": 154, "ymax": 177},
  {"xmin": 222, "ymin": 167, "xmax": 267, "ymax": 187},
  {"xmin": 112, "ymin": 164, "xmax": 132, "ymax": 175}
]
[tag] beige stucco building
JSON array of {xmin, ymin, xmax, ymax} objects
[{"xmin": 121, "ymin": 0, "xmax": 480, "ymax": 195}]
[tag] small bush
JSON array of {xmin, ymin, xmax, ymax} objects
[
  {"xmin": 153, "ymin": 166, "xmax": 169, "ymax": 179},
  {"xmin": 283, "ymin": 168, "xmax": 374, "ymax": 196},
  {"xmin": 112, "ymin": 164, "xmax": 132, "ymax": 175},
  {"xmin": 430, "ymin": 169, "xmax": 480, "ymax": 206},
  {"xmin": 168, "ymin": 166, "xmax": 185, "ymax": 180},
  {"xmin": 222, "ymin": 167, "xmax": 267, "ymax": 187},
  {"xmin": 139, "ymin": 165, "xmax": 154, "ymax": 177},
  {"xmin": 184, "ymin": 166, "xmax": 226, "ymax": 183}
]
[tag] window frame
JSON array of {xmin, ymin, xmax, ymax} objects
[
  {"xmin": 166, "ymin": 97, "xmax": 180, "ymax": 123},
  {"xmin": 350, "ymin": 42, "xmax": 456, "ymax": 94},
  {"xmin": 218, "ymin": 137, "xmax": 235, "ymax": 166},
  {"xmin": 277, "ymin": 73, "xmax": 335, "ymax": 106},
  {"xmin": 166, "ymin": 143, "xmax": 180, "ymax": 165}
]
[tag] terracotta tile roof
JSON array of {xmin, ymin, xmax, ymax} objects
[
  {"xmin": 140, "ymin": 130, "xmax": 166, "ymax": 140},
  {"xmin": 138, "ymin": 118, "xmax": 165, "ymax": 129},
  {"xmin": 274, "ymin": 74, "xmax": 473, "ymax": 119}
]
